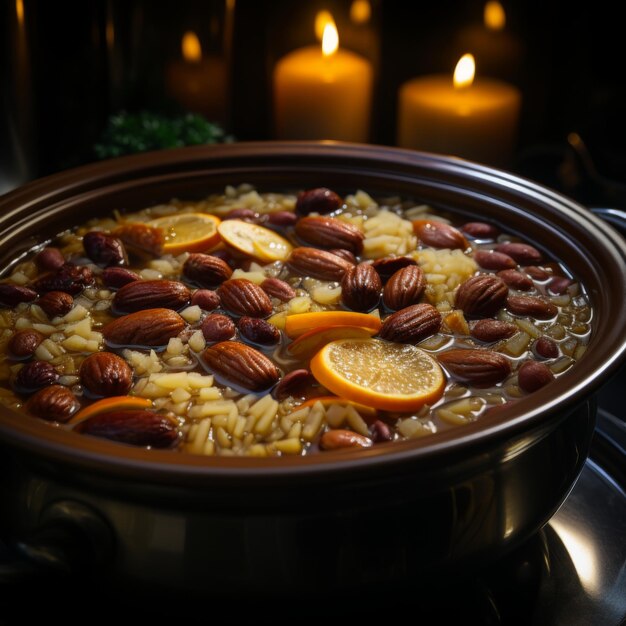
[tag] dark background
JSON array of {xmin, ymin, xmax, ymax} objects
[{"xmin": 1, "ymin": 0, "xmax": 625, "ymax": 204}]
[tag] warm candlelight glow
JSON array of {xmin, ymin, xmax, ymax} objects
[
  {"xmin": 315, "ymin": 10, "xmax": 334, "ymax": 42},
  {"xmin": 15, "ymin": 0, "xmax": 24, "ymax": 25},
  {"xmin": 453, "ymin": 53, "xmax": 475, "ymax": 89},
  {"xmin": 484, "ymin": 1, "xmax": 506, "ymax": 31},
  {"xmin": 350, "ymin": 0, "xmax": 371, "ymax": 24},
  {"xmin": 322, "ymin": 21, "xmax": 339, "ymax": 57},
  {"xmin": 181, "ymin": 31, "xmax": 202, "ymax": 63}
]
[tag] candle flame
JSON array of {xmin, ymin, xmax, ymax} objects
[
  {"xmin": 322, "ymin": 21, "xmax": 339, "ymax": 57},
  {"xmin": 315, "ymin": 10, "xmax": 334, "ymax": 42},
  {"xmin": 453, "ymin": 53, "xmax": 475, "ymax": 89},
  {"xmin": 350, "ymin": 0, "xmax": 371, "ymax": 24},
  {"xmin": 182, "ymin": 31, "xmax": 202, "ymax": 62},
  {"xmin": 484, "ymin": 1, "xmax": 506, "ymax": 31}
]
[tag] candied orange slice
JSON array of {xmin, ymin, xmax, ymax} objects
[
  {"xmin": 310, "ymin": 338, "xmax": 446, "ymax": 411},
  {"xmin": 287, "ymin": 325, "xmax": 376, "ymax": 359},
  {"xmin": 217, "ymin": 219, "xmax": 293, "ymax": 262},
  {"xmin": 284, "ymin": 311, "xmax": 381, "ymax": 339},
  {"xmin": 146, "ymin": 213, "xmax": 221, "ymax": 255},
  {"xmin": 67, "ymin": 396, "xmax": 152, "ymax": 425}
]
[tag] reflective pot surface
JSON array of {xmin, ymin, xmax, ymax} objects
[{"xmin": 0, "ymin": 143, "xmax": 624, "ymax": 594}]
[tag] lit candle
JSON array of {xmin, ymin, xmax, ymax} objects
[
  {"xmin": 273, "ymin": 17, "xmax": 373, "ymax": 142},
  {"xmin": 166, "ymin": 31, "xmax": 227, "ymax": 122},
  {"xmin": 397, "ymin": 53, "xmax": 521, "ymax": 165}
]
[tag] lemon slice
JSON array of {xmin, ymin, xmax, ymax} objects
[
  {"xmin": 218, "ymin": 219, "xmax": 293, "ymax": 262},
  {"xmin": 147, "ymin": 213, "xmax": 221, "ymax": 255},
  {"xmin": 310, "ymin": 338, "xmax": 446, "ymax": 412}
]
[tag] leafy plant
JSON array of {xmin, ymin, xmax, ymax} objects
[{"xmin": 94, "ymin": 111, "xmax": 231, "ymax": 159}]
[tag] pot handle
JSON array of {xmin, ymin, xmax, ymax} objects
[
  {"xmin": 589, "ymin": 207, "xmax": 626, "ymax": 237},
  {"xmin": 0, "ymin": 500, "xmax": 114, "ymax": 586}
]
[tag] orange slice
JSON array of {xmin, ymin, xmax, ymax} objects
[
  {"xmin": 297, "ymin": 395, "xmax": 378, "ymax": 419},
  {"xmin": 218, "ymin": 219, "xmax": 293, "ymax": 262},
  {"xmin": 310, "ymin": 338, "xmax": 446, "ymax": 411},
  {"xmin": 288, "ymin": 325, "xmax": 376, "ymax": 359},
  {"xmin": 147, "ymin": 213, "xmax": 221, "ymax": 255},
  {"xmin": 285, "ymin": 311, "xmax": 381, "ymax": 339},
  {"xmin": 67, "ymin": 396, "xmax": 152, "ymax": 425}
]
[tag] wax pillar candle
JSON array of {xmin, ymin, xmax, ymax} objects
[
  {"xmin": 397, "ymin": 54, "xmax": 521, "ymax": 165},
  {"xmin": 273, "ymin": 20, "xmax": 373, "ymax": 142}
]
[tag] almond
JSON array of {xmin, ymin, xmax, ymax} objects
[
  {"xmin": 261, "ymin": 277, "xmax": 296, "ymax": 302},
  {"xmin": 287, "ymin": 247, "xmax": 353, "ymax": 281},
  {"xmin": 295, "ymin": 187, "xmax": 342, "ymax": 215},
  {"xmin": 455, "ymin": 274, "xmax": 508, "ymax": 317},
  {"xmin": 103, "ymin": 308, "xmax": 185, "ymax": 347},
  {"xmin": 518, "ymin": 360, "xmax": 554, "ymax": 392},
  {"xmin": 496, "ymin": 269, "xmax": 533, "ymax": 291},
  {"xmin": 507, "ymin": 295, "xmax": 557, "ymax": 319},
  {"xmin": 341, "ymin": 263, "xmax": 382, "ymax": 312},
  {"xmin": 101, "ymin": 267, "xmax": 140, "ymax": 289},
  {"xmin": 383, "ymin": 265, "xmax": 426, "ymax": 311},
  {"xmin": 495, "ymin": 242, "xmax": 542, "ymax": 264},
  {"xmin": 470, "ymin": 319, "xmax": 518, "ymax": 342},
  {"xmin": 0, "ymin": 284, "xmax": 38, "ymax": 307},
  {"xmin": 79, "ymin": 352, "xmax": 133, "ymax": 397},
  {"xmin": 473, "ymin": 250, "xmax": 517, "ymax": 271},
  {"xmin": 202, "ymin": 341, "xmax": 280, "ymax": 391},
  {"xmin": 183, "ymin": 253, "xmax": 233, "ymax": 287},
  {"xmin": 460, "ymin": 222, "xmax": 499, "ymax": 239},
  {"xmin": 75, "ymin": 410, "xmax": 180, "ymax": 448},
  {"xmin": 413, "ymin": 220, "xmax": 468, "ymax": 250},
  {"xmin": 113, "ymin": 280, "xmax": 190, "ymax": 313},
  {"xmin": 371, "ymin": 256, "xmax": 417, "ymax": 283},
  {"xmin": 26, "ymin": 385, "xmax": 78, "ymax": 423},
  {"xmin": 438, "ymin": 349, "xmax": 511, "ymax": 385},
  {"xmin": 524, "ymin": 266, "xmax": 551, "ymax": 281},
  {"xmin": 319, "ymin": 429, "xmax": 373, "ymax": 450},
  {"xmin": 379, "ymin": 303, "xmax": 442, "ymax": 343},
  {"xmin": 217, "ymin": 279, "xmax": 273, "ymax": 318},
  {"xmin": 295, "ymin": 216, "xmax": 364, "ymax": 254}
]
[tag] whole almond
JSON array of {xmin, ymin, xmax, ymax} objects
[
  {"xmin": 80, "ymin": 352, "xmax": 133, "ymax": 397},
  {"xmin": 524, "ymin": 266, "xmax": 551, "ymax": 281},
  {"xmin": 202, "ymin": 341, "xmax": 280, "ymax": 391},
  {"xmin": 287, "ymin": 247, "xmax": 353, "ymax": 281},
  {"xmin": 438, "ymin": 349, "xmax": 511, "ymax": 385},
  {"xmin": 218, "ymin": 279, "xmax": 273, "ymax": 318},
  {"xmin": 183, "ymin": 253, "xmax": 233, "ymax": 287},
  {"xmin": 548, "ymin": 276, "xmax": 574, "ymax": 295},
  {"xmin": 295, "ymin": 216, "xmax": 364, "ymax": 254},
  {"xmin": 329, "ymin": 249, "xmax": 358, "ymax": 265},
  {"xmin": 201, "ymin": 313, "xmax": 236, "ymax": 342},
  {"xmin": 38, "ymin": 291, "xmax": 74, "ymax": 317},
  {"xmin": 379, "ymin": 303, "xmax": 442, "ymax": 343},
  {"xmin": 261, "ymin": 277, "xmax": 296, "ymax": 302},
  {"xmin": 75, "ymin": 410, "xmax": 179, "ymax": 448},
  {"xmin": 0, "ymin": 284, "xmax": 38, "ymax": 307},
  {"xmin": 460, "ymin": 222, "xmax": 499, "ymax": 239},
  {"xmin": 295, "ymin": 187, "xmax": 342, "ymax": 215},
  {"xmin": 507, "ymin": 295, "xmax": 557, "ymax": 319},
  {"xmin": 101, "ymin": 267, "xmax": 140, "ymax": 289},
  {"xmin": 103, "ymin": 308, "xmax": 185, "ymax": 347},
  {"xmin": 82, "ymin": 231, "xmax": 128, "ymax": 267},
  {"xmin": 8, "ymin": 329, "xmax": 44, "ymax": 359},
  {"xmin": 272, "ymin": 369, "xmax": 314, "ymax": 400},
  {"xmin": 497, "ymin": 269, "xmax": 533, "ymax": 291},
  {"xmin": 534, "ymin": 336, "xmax": 559, "ymax": 359},
  {"xmin": 473, "ymin": 250, "xmax": 517, "ymax": 271},
  {"xmin": 113, "ymin": 279, "xmax": 190, "ymax": 313},
  {"xmin": 319, "ymin": 429, "xmax": 373, "ymax": 450},
  {"xmin": 456, "ymin": 274, "xmax": 508, "ymax": 317},
  {"xmin": 238, "ymin": 316, "xmax": 281, "ymax": 346},
  {"xmin": 518, "ymin": 360, "xmax": 555, "ymax": 392},
  {"xmin": 383, "ymin": 265, "xmax": 426, "ymax": 311},
  {"xmin": 371, "ymin": 256, "xmax": 417, "ymax": 283},
  {"xmin": 31, "ymin": 263, "xmax": 94, "ymax": 295},
  {"xmin": 413, "ymin": 220, "xmax": 468, "ymax": 250},
  {"xmin": 470, "ymin": 319, "xmax": 518, "ymax": 342},
  {"xmin": 26, "ymin": 385, "xmax": 78, "ymax": 423},
  {"xmin": 341, "ymin": 263, "xmax": 382, "ymax": 312},
  {"xmin": 495, "ymin": 242, "xmax": 542, "ymax": 264}
]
